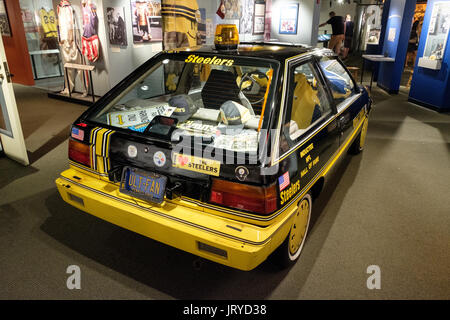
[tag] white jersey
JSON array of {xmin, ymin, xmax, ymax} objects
[{"xmin": 57, "ymin": 0, "xmax": 75, "ymax": 42}]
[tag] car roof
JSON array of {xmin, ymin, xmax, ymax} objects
[{"xmin": 167, "ymin": 42, "xmax": 334, "ymax": 63}]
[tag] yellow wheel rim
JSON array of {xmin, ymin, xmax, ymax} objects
[
  {"xmin": 289, "ymin": 198, "xmax": 310, "ymax": 256},
  {"xmin": 360, "ymin": 117, "xmax": 369, "ymax": 149}
]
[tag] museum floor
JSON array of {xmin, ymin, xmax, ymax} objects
[{"xmin": 0, "ymin": 82, "xmax": 449, "ymax": 299}]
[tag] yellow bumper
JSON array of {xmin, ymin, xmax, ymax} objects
[{"xmin": 55, "ymin": 168, "xmax": 295, "ymax": 271}]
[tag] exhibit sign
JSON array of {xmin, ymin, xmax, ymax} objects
[
  {"xmin": 130, "ymin": 0, "xmax": 162, "ymax": 43},
  {"xmin": 388, "ymin": 27, "xmax": 396, "ymax": 42},
  {"xmin": 253, "ymin": 0, "xmax": 265, "ymax": 35},
  {"xmin": 279, "ymin": 3, "xmax": 298, "ymax": 35},
  {"xmin": 106, "ymin": 7, "xmax": 128, "ymax": 46},
  {"xmin": 0, "ymin": 0, "xmax": 11, "ymax": 36},
  {"xmin": 422, "ymin": 1, "xmax": 450, "ymax": 60}
]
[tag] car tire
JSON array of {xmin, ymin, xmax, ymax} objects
[
  {"xmin": 349, "ymin": 117, "xmax": 369, "ymax": 155},
  {"xmin": 272, "ymin": 193, "xmax": 312, "ymax": 269}
]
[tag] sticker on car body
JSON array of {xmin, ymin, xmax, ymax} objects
[{"xmin": 172, "ymin": 152, "xmax": 221, "ymax": 176}]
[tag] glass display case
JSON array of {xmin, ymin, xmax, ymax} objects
[
  {"xmin": 20, "ymin": 0, "xmax": 63, "ymax": 80},
  {"xmin": 360, "ymin": 4, "xmax": 383, "ymax": 50}
]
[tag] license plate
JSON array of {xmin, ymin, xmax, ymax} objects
[{"xmin": 120, "ymin": 167, "xmax": 167, "ymax": 204}]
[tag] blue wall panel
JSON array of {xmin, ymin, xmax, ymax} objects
[
  {"xmin": 378, "ymin": 0, "xmax": 391, "ymax": 53},
  {"xmin": 409, "ymin": 0, "xmax": 450, "ymax": 111},
  {"xmin": 377, "ymin": 0, "xmax": 416, "ymax": 93}
]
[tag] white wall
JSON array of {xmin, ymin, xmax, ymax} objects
[
  {"xmin": 102, "ymin": 0, "xmax": 162, "ymax": 89},
  {"xmin": 270, "ymin": 0, "xmax": 320, "ymax": 46}
]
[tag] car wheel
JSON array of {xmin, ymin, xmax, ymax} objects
[
  {"xmin": 349, "ymin": 116, "xmax": 369, "ymax": 155},
  {"xmin": 273, "ymin": 193, "xmax": 312, "ymax": 268}
]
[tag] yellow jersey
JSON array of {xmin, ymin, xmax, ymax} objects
[
  {"xmin": 39, "ymin": 8, "xmax": 58, "ymax": 38},
  {"xmin": 161, "ymin": 0, "xmax": 200, "ymax": 47}
]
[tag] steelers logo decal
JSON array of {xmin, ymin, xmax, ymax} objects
[
  {"xmin": 153, "ymin": 151, "xmax": 166, "ymax": 167},
  {"xmin": 235, "ymin": 166, "xmax": 249, "ymax": 181}
]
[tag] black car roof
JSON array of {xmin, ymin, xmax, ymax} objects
[{"xmin": 168, "ymin": 42, "xmax": 333, "ymax": 63}]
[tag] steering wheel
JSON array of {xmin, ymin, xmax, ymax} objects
[{"xmin": 238, "ymin": 70, "xmax": 269, "ymax": 105}]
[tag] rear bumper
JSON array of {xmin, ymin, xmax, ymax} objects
[{"xmin": 55, "ymin": 168, "xmax": 295, "ymax": 271}]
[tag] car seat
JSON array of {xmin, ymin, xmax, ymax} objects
[
  {"xmin": 290, "ymin": 73, "xmax": 321, "ymax": 130},
  {"xmin": 201, "ymin": 69, "xmax": 241, "ymax": 110}
]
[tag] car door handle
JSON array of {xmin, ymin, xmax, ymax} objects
[{"xmin": 338, "ymin": 116, "xmax": 347, "ymax": 135}]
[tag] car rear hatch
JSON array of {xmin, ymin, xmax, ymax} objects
[
  {"xmin": 108, "ymin": 130, "xmax": 213, "ymax": 202},
  {"xmin": 69, "ymin": 51, "xmax": 280, "ymax": 220},
  {"xmin": 69, "ymin": 122, "xmax": 278, "ymax": 219}
]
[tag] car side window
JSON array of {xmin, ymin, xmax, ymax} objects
[
  {"xmin": 283, "ymin": 61, "xmax": 333, "ymax": 144},
  {"xmin": 318, "ymin": 56, "xmax": 356, "ymax": 105}
]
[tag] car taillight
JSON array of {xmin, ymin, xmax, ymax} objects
[
  {"xmin": 68, "ymin": 138, "xmax": 90, "ymax": 167},
  {"xmin": 209, "ymin": 179, "xmax": 278, "ymax": 215}
]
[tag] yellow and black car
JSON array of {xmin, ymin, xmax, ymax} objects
[{"xmin": 56, "ymin": 27, "xmax": 371, "ymax": 271}]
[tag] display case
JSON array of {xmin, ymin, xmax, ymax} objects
[
  {"xmin": 360, "ymin": 4, "xmax": 383, "ymax": 50},
  {"xmin": 19, "ymin": 0, "xmax": 63, "ymax": 80},
  {"xmin": 419, "ymin": 1, "xmax": 450, "ymax": 70}
]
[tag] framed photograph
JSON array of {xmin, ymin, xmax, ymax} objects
[
  {"xmin": 0, "ymin": 0, "xmax": 11, "ymax": 37},
  {"xmin": 130, "ymin": 0, "xmax": 162, "ymax": 43},
  {"xmin": 253, "ymin": 16, "xmax": 265, "ymax": 34},
  {"xmin": 253, "ymin": 0, "xmax": 265, "ymax": 35},
  {"xmin": 279, "ymin": 3, "xmax": 298, "ymax": 35},
  {"xmin": 106, "ymin": 7, "xmax": 128, "ymax": 46}
]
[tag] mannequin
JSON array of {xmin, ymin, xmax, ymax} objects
[{"xmin": 57, "ymin": 0, "xmax": 88, "ymax": 96}]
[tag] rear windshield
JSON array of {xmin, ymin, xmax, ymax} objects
[{"xmin": 87, "ymin": 53, "xmax": 277, "ymax": 153}]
